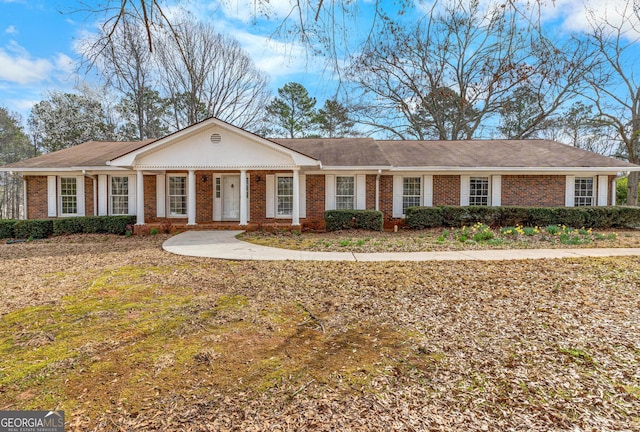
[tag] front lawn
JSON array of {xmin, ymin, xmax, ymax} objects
[
  {"xmin": 0, "ymin": 234, "xmax": 639, "ymax": 431},
  {"xmin": 240, "ymin": 224, "xmax": 640, "ymax": 252}
]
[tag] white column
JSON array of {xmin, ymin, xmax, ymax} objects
[
  {"xmin": 292, "ymin": 169, "xmax": 300, "ymax": 226},
  {"xmin": 136, "ymin": 169, "xmax": 145, "ymax": 225},
  {"xmin": 188, "ymin": 170, "xmax": 196, "ymax": 225},
  {"xmin": 22, "ymin": 177, "xmax": 28, "ymax": 220},
  {"xmin": 239, "ymin": 170, "xmax": 248, "ymax": 226}
]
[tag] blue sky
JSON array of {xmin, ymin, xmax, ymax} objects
[{"xmin": 0, "ymin": 0, "xmax": 632, "ymax": 126}]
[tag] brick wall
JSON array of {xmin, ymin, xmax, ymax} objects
[
  {"xmin": 84, "ymin": 177, "xmax": 94, "ymax": 216},
  {"xmin": 143, "ymin": 175, "xmax": 159, "ymax": 222},
  {"xmin": 434, "ymin": 175, "xmax": 460, "ymax": 206},
  {"xmin": 501, "ymin": 175, "xmax": 565, "ymax": 207},
  {"xmin": 26, "ymin": 176, "xmax": 48, "ymax": 219},
  {"xmin": 196, "ymin": 171, "xmax": 214, "ymax": 223},
  {"xmin": 379, "ymin": 176, "xmax": 394, "ymax": 223},
  {"xmin": 366, "ymin": 175, "xmax": 377, "ymax": 210}
]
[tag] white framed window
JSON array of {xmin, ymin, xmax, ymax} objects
[
  {"xmin": 168, "ymin": 175, "xmax": 188, "ymax": 216},
  {"xmin": 276, "ymin": 176, "xmax": 293, "ymax": 216},
  {"xmin": 403, "ymin": 177, "xmax": 421, "ymax": 214},
  {"xmin": 110, "ymin": 176, "xmax": 129, "ymax": 215},
  {"xmin": 575, "ymin": 177, "xmax": 594, "ymax": 206},
  {"xmin": 336, "ymin": 176, "xmax": 355, "ymax": 210},
  {"xmin": 469, "ymin": 177, "xmax": 489, "ymax": 206},
  {"xmin": 59, "ymin": 177, "xmax": 78, "ymax": 215}
]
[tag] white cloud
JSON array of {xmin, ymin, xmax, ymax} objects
[
  {"xmin": 4, "ymin": 25, "xmax": 18, "ymax": 34},
  {"xmin": 0, "ymin": 42, "xmax": 53, "ymax": 85}
]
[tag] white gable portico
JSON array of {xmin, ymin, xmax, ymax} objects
[{"xmin": 109, "ymin": 118, "xmax": 319, "ymax": 226}]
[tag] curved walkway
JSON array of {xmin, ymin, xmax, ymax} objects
[{"xmin": 162, "ymin": 230, "xmax": 640, "ymax": 261}]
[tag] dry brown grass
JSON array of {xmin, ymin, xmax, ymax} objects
[{"xmin": 0, "ymin": 234, "xmax": 639, "ymax": 431}]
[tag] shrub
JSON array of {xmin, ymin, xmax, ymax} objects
[
  {"xmin": 324, "ymin": 210, "xmax": 383, "ymax": 232},
  {"xmin": 53, "ymin": 217, "xmax": 86, "ymax": 236},
  {"xmin": 13, "ymin": 219, "xmax": 53, "ymax": 239},
  {"xmin": 0, "ymin": 219, "xmax": 16, "ymax": 239},
  {"xmin": 405, "ymin": 206, "xmax": 640, "ymax": 229},
  {"xmin": 404, "ymin": 207, "xmax": 443, "ymax": 229}
]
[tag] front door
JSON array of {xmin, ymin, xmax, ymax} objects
[{"xmin": 222, "ymin": 175, "xmax": 240, "ymax": 220}]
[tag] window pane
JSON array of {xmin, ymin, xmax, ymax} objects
[
  {"xmin": 60, "ymin": 178, "xmax": 77, "ymax": 214},
  {"xmin": 403, "ymin": 177, "xmax": 421, "ymax": 196},
  {"xmin": 110, "ymin": 177, "xmax": 129, "ymax": 215},
  {"xmin": 336, "ymin": 176, "xmax": 354, "ymax": 196},
  {"xmin": 469, "ymin": 177, "xmax": 489, "ymax": 206},
  {"xmin": 276, "ymin": 177, "xmax": 293, "ymax": 216},
  {"xmin": 168, "ymin": 176, "xmax": 187, "ymax": 215},
  {"xmin": 575, "ymin": 178, "xmax": 594, "ymax": 207}
]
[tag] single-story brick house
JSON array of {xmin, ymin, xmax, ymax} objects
[{"xmin": 2, "ymin": 117, "xmax": 639, "ymax": 228}]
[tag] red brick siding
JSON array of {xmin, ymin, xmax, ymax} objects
[
  {"xmin": 305, "ymin": 175, "xmax": 325, "ymax": 223},
  {"xmin": 84, "ymin": 177, "xmax": 94, "ymax": 216},
  {"xmin": 143, "ymin": 174, "xmax": 159, "ymax": 223},
  {"xmin": 26, "ymin": 176, "xmax": 48, "ymax": 219},
  {"xmin": 366, "ymin": 175, "xmax": 377, "ymax": 210},
  {"xmin": 501, "ymin": 175, "xmax": 565, "ymax": 207},
  {"xmin": 379, "ymin": 176, "xmax": 395, "ymax": 223},
  {"xmin": 196, "ymin": 171, "xmax": 214, "ymax": 222},
  {"xmin": 433, "ymin": 175, "xmax": 460, "ymax": 206}
]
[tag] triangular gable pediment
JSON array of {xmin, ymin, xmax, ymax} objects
[{"xmin": 109, "ymin": 118, "xmax": 319, "ymax": 169}]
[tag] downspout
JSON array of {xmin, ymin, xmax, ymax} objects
[{"xmin": 375, "ymin": 169, "xmax": 381, "ymax": 211}]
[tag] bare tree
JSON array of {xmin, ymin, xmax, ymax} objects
[
  {"xmin": 156, "ymin": 19, "xmax": 271, "ymax": 131},
  {"xmin": 81, "ymin": 15, "xmax": 162, "ymax": 140},
  {"xmin": 584, "ymin": 1, "xmax": 640, "ymax": 205},
  {"xmin": 348, "ymin": 0, "xmax": 593, "ymax": 140}
]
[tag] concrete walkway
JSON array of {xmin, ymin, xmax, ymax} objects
[{"xmin": 162, "ymin": 230, "xmax": 640, "ymax": 261}]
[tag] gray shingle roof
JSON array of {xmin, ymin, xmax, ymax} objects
[
  {"xmin": 2, "ymin": 140, "xmax": 154, "ymax": 169},
  {"xmin": 3, "ymin": 137, "xmax": 637, "ymax": 171}
]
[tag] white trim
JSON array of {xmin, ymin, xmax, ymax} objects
[
  {"xmin": 392, "ymin": 175, "xmax": 403, "ymax": 218},
  {"xmin": 22, "ymin": 177, "xmax": 28, "ymax": 220},
  {"xmin": 423, "ymin": 175, "xmax": 433, "ymax": 207},
  {"xmin": 188, "ymin": 170, "xmax": 197, "ymax": 225},
  {"xmin": 98, "ymin": 175, "xmax": 107, "ymax": 216},
  {"xmin": 240, "ymin": 170, "xmax": 248, "ymax": 226},
  {"xmin": 136, "ymin": 170, "xmax": 145, "ymax": 224},
  {"xmin": 213, "ymin": 175, "xmax": 222, "ymax": 221},
  {"xmin": 76, "ymin": 175, "xmax": 85, "ymax": 216},
  {"xmin": 156, "ymin": 174, "xmax": 166, "ymax": 217},
  {"xmin": 612, "ymin": 179, "xmax": 617, "ymax": 206},
  {"xmin": 47, "ymin": 175, "xmax": 57, "ymax": 217},
  {"xmin": 325, "ymin": 174, "xmax": 336, "ymax": 211},
  {"xmin": 565, "ymin": 175, "xmax": 575, "ymax": 207},
  {"xmin": 356, "ymin": 174, "xmax": 366, "ymax": 210},
  {"xmin": 460, "ymin": 175, "xmax": 470, "ymax": 206},
  {"xmin": 597, "ymin": 175, "xmax": 608, "ymax": 206},
  {"xmin": 491, "ymin": 175, "xmax": 502, "ymax": 206},
  {"xmin": 292, "ymin": 169, "xmax": 300, "ymax": 226},
  {"xmin": 127, "ymin": 175, "xmax": 136, "ymax": 215},
  {"xmin": 266, "ymin": 174, "xmax": 275, "ymax": 218}
]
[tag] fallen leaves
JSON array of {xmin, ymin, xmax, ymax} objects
[{"xmin": 0, "ymin": 234, "xmax": 639, "ymax": 430}]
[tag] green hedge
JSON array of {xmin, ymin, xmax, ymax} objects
[
  {"xmin": 6, "ymin": 215, "xmax": 137, "ymax": 239},
  {"xmin": 325, "ymin": 210, "xmax": 384, "ymax": 231},
  {"xmin": 405, "ymin": 206, "xmax": 640, "ymax": 229},
  {"xmin": 53, "ymin": 215, "xmax": 136, "ymax": 236},
  {"xmin": 0, "ymin": 220, "xmax": 17, "ymax": 239},
  {"xmin": 13, "ymin": 219, "xmax": 54, "ymax": 239}
]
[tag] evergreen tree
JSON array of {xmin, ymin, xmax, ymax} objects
[
  {"xmin": 316, "ymin": 99, "xmax": 356, "ymax": 138},
  {"xmin": 265, "ymin": 82, "xmax": 317, "ymax": 138}
]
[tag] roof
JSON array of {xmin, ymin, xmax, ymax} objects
[
  {"xmin": 2, "ymin": 135, "xmax": 638, "ymax": 172},
  {"xmin": 2, "ymin": 140, "xmax": 154, "ymax": 169}
]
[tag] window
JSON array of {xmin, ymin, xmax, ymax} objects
[
  {"xmin": 336, "ymin": 176, "xmax": 355, "ymax": 210},
  {"xmin": 469, "ymin": 177, "xmax": 489, "ymax": 206},
  {"xmin": 168, "ymin": 175, "xmax": 187, "ymax": 216},
  {"xmin": 60, "ymin": 177, "xmax": 77, "ymax": 215},
  {"xmin": 110, "ymin": 176, "xmax": 129, "ymax": 215},
  {"xmin": 276, "ymin": 176, "xmax": 293, "ymax": 216},
  {"xmin": 403, "ymin": 177, "xmax": 421, "ymax": 214},
  {"xmin": 575, "ymin": 177, "xmax": 594, "ymax": 206},
  {"xmin": 215, "ymin": 177, "xmax": 221, "ymax": 198}
]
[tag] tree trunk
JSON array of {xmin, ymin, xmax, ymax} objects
[{"xmin": 627, "ymin": 170, "xmax": 639, "ymax": 206}]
